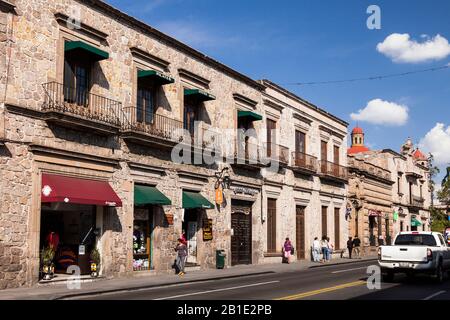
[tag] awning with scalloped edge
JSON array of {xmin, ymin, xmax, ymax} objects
[{"xmin": 41, "ymin": 174, "xmax": 122, "ymax": 207}]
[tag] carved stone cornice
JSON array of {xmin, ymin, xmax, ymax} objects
[{"xmin": 54, "ymin": 12, "xmax": 108, "ymax": 41}]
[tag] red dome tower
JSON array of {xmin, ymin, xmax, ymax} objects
[{"xmin": 348, "ymin": 126, "xmax": 370, "ymax": 154}]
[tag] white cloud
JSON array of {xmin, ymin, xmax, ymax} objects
[
  {"xmin": 377, "ymin": 33, "xmax": 450, "ymax": 63},
  {"xmin": 419, "ymin": 123, "xmax": 450, "ymax": 166},
  {"xmin": 350, "ymin": 99, "xmax": 409, "ymax": 126}
]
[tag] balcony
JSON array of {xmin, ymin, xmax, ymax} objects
[
  {"xmin": 121, "ymin": 106, "xmax": 184, "ymax": 148},
  {"xmin": 409, "ymin": 195, "xmax": 425, "ymax": 209},
  {"xmin": 347, "ymin": 157, "xmax": 392, "ymax": 183},
  {"xmin": 42, "ymin": 82, "xmax": 122, "ymax": 135},
  {"xmin": 265, "ymin": 143, "xmax": 290, "ymax": 167},
  {"xmin": 291, "ymin": 151, "xmax": 318, "ymax": 175},
  {"xmin": 228, "ymin": 140, "xmax": 267, "ymax": 169},
  {"xmin": 319, "ymin": 160, "xmax": 348, "ymax": 182}
]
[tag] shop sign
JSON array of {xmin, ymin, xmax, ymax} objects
[
  {"xmin": 393, "ymin": 211, "xmax": 399, "ymax": 222},
  {"xmin": 215, "ymin": 187, "xmax": 223, "ymax": 205},
  {"xmin": 203, "ymin": 219, "xmax": 213, "ymax": 241},
  {"xmin": 231, "ymin": 186, "xmax": 258, "ymax": 196}
]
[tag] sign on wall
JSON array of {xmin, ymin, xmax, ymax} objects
[{"xmin": 203, "ymin": 219, "xmax": 213, "ymax": 241}]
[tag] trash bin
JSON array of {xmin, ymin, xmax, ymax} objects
[{"xmin": 216, "ymin": 250, "xmax": 226, "ymax": 269}]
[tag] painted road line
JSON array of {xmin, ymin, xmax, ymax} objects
[
  {"xmin": 275, "ymin": 280, "xmax": 366, "ymax": 300},
  {"xmin": 423, "ymin": 290, "xmax": 446, "ymax": 300},
  {"xmin": 331, "ymin": 266, "xmax": 368, "ymax": 274},
  {"xmin": 154, "ymin": 280, "xmax": 280, "ymax": 300}
]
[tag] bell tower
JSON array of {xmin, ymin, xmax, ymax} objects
[{"xmin": 351, "ymin": 126, "xmax": 365, "ymax": 147}]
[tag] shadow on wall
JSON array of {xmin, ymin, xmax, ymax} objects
[
  {"xmin": 0, "ymin": 144, "xmax": 12, "ymax": 158},
  {"xmin": 47, "ymin": 123, "xmax": 120, "ymax": 150}
]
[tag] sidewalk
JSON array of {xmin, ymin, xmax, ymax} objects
[{"xmin": 0, "ymin": 255, "xmax": 377, "ymax": 300}]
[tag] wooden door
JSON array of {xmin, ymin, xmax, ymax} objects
[
  {"xmin": 296, "ymin": 206, "xmax": 306, "ymax": 260},
  {"xmin": 333, "ymin": 146, "xmax": 340, "ymax": 176},
  {"xmin": 267, "ymin": 198, "xmax": 277, "ymax": 252},
  {"xmin": 266, "ymin": 119, "xmax": 276, "ymax": 158},
  {"xmin": 231, "ymin": 211, "xmax": 252, "ymax": 265},
  {"xmin": 321, "ymin": 206, "xmax": 328, "ymax": 237},
  {"xmin": 64, "ymin": 59, "xmax": 90, "ymax": 106},
  {"xmin": 295, "ymin": 130, "xmax": 306, "ymax": 165},
  {"xmin": 183, "ymin": 103, "xmax": 197, "ymax": 135},
  {"xmin": 321, "ymin": 141, "xmax": 328, "ymax": 172},
  {"xmin": 137, "ymin": 84, "xmax": 155, "ymax": 124},
  {"xmin": 334, "ymin": 208, "xmax": 340, "ymax": 249}
]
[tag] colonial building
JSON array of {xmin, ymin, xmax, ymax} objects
[
  {"xmin": 0, "ymin": 0, "xmax": 348, "ymax": 289},
  {"xmin": 347, "ymin": 128, "xmax": 431, "ymax": 255},
  {"xmin": 347, "ymin": 127, "xmax": 394, "ymax": 255}
]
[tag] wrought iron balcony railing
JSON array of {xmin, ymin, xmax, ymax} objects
[
  {"xmin": 42, "ymin": 82, "xmax": 122, "ymax": 127},
  {"xmin": 233, "ymin": 140, "xmax": 266, "ymax": 164},
  {"xmin": 291, "ymin": 151, "xmax": 318, "ymax": 173},
  {"xmin": 122, "ymin": 106, "xmax": 184, "ymax": 143},
  {"xmin": 411, "ymin": 195, "xmax": 425, "ymax": 208},
  {"xmin": 265, "ymin": 143, "xmax": 290, "ymax": 165},
  {"xmin": 320, "ymin": 160, "xmax": 348, "ymax": 180}
]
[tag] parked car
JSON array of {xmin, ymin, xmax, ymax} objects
[{"xmin": 378, "ymin": 231, "xmax": 450, "ymax": 283}]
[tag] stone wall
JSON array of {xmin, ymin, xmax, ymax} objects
[{"xmin": 0, "ymin": 0, "xmax": 349, "ymax": 289}]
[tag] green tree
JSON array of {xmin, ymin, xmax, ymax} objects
[
  {"xmin": 432, "ymin": 166, "xmax": 450, "ymax": 232},
  {"xmin": 437, "ymin": 166, "xmax": 450, "ymax": 208}
]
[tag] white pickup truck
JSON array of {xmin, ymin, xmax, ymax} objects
[{"xmin": 378, "ymin": 231, "xmax": 450, "ymax": 283}]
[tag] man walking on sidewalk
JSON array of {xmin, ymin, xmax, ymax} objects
[
  {"xmin": 352, "ymin": 235, "xmax": 361, "ymax": 258},
  {"xmin": 312, "ymin": 237, "xmax": 321, "ymax": 262},
  {"xmin": 347, "ymin": 236, "xmax": 354, "ymax": 259}
]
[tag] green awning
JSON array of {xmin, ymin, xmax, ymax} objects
[
  {"xmin": 64, "ymin": 41, "xmax": 109, "ymax": 61},
  {"xmin": 134, "ymin": 185, "xmax": 171, "ymax": 206},
  {"xmin": 182, "ymin": 191, "xmax": 214, "ymax": 209},
  {"xmin": 138, "ymin": 70, "xmax": 175, "ymax": 85},
  {"xmin": 238, "ymin": 110, "xmax": 263, "ymax": 122},
  {"xmin": 411, "ymin": 218, "xmax": 422, "ymax": 227},
  {"xmin": 184, "ymin": 89, "xmax": 216, "ymax": 101}
]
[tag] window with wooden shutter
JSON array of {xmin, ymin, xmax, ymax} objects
[
  {"xmin": 334, "ymin": 208, "xmax": 340, "ymax": 249},
  {"xmin": 321, "ymin": 206, "xmax": 328, "ymax": 237},
  {"xmin": 267, "ymin": 198, "xmax": 277, "ymax": 253}
]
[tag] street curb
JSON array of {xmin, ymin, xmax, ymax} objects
[
  {"xmin": 308, "ymin": 258, "xmax": 378, "ymax": 269},
  {"xmin": 54, "ymin": 271, "xmax": 276, "ymax": 300}
]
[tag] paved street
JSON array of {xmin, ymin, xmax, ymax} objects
[{"xmin": 70, "ymin": 260, "xmax": 450, "ymax": 300}]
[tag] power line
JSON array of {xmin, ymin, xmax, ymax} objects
[{"xmin": 283, "ymin": 64, "xmax": 449, "ymax": 86}]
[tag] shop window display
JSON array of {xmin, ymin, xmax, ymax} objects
[{"xmin": 133, "ymin": 208, "xmax": 152, "ymax": 271}]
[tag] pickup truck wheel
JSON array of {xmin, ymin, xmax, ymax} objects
[
  {"xmin": 434, "ymin": 264, "xmax": 444, "ymax": 284},
  {"xmin": 382, "ymin": 271, "xmax": 394, "ymax": 282}
]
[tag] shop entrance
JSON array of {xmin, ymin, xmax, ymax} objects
[
  {"xmin": 40, "ymin": 203, "xmax": 97, "ymax": 276},
  {"xmin": 133, "ymin": 207, "xmax": 154, "ymax": 271},
  {"xmin": 231, "ymin": 200, "xmax": 252, "ymax": 266},
  {"xmin": 183, "ymin": 209, "xmax": 199, "ymax": 265}
]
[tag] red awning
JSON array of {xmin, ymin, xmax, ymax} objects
[{"xmin": 41, "ymin": 174, "xmax": 122, "ymax": 207}]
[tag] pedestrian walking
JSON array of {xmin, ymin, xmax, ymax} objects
[
  {"xmin": 311, "ymin": 237, "xmax": 321, "ymax": 262},
  {"xmin": 320, "ymin": 236, "xmax": 329, "ymax": 263},
  {"xmin": 175, "ymin": 238, "xmax": 188, "ymax": 276},
  {"xmin": 282, "ymin": 237, "xmax": 293, "ymax": 264},
  {"xmin": 352, "ymin": 235, "xmax": 361, "ymax": 258},
  {"xmin": 347, "ymin": 236, "xmax": 354, "ymax": 259},
  {"xmin": 326, "ymin": 237, "xmax": 333, "ymax": 261}
]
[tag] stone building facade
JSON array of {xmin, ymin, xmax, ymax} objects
[
  {"xmin": 347, "ymin": 128, "xmax": 431, "ymax": 256},
  {"xmin": 0, "ymin": 0, "xmax": 348, "ymax": 289}
]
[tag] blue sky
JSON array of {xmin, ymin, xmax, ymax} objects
[{"xmin": 106, "ymin": 0, "xmax": 450, "ymax": 183}]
